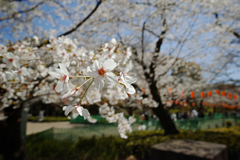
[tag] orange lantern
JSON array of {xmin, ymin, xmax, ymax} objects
[
  {"xmin": 208, "ymin": 91, "xmax": 212, "ymax": 97},
  {"xmin": 215, "ymin": 89, "xmax": 220, "ymax": 95},
  {"xmin": 222, "ymin": 91, "xmax": 226, "ymax": 96},
  {"xmin": 138, "ymin": 100, "xmax": 142, "ymax": 104},
  {"xmin": 228, "ymin": 93, "xmax": 232, "ymax": 99},
  {"xmin": 234, "ymin": 94, "xmax": 237, "ymax": 100},
  {"xmin": 200, "ymin": 92, "xmax": 205, "ymax": 98},
  {"xmin": 175, "ymin": 100, "xmax": 179, "ymax": 105},
  {"xmin": 191, "ymin": 91, "xmax": 195, "ymax": 99},
  {"xmin": 192, "ymin": 102, "xmax": 195, "ymax": 106}
]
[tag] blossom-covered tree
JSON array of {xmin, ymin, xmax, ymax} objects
[{"xmin": 1, "ymin": 0, "xmax": 240, "ymax": 159}]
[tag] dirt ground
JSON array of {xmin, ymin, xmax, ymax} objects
[{"xmin": 26, "ymin": 122, "xmax": 84, "ymax": 135}]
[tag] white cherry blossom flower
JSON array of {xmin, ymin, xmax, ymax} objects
[
  {"xmin": 63, "ymin": 105, "xmax": 90, "ymax": 120},
  {"xmin": 2, "ymin": 52, "xmax": 20, "ymax": 69},
  {"xmin": 48, "ymin": 63, "xmax": 70, "ymax": 94},
  {"xmin": 87, "ymin": 59, "xmax": 117, "ymax": 90}
]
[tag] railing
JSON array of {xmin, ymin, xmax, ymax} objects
[{"xmin": 27, "ymin": 115, "xmax": 240, "ymax": 142}]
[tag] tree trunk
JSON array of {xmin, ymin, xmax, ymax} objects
[
  {"xmin": 150, "ymin": 81, "xmax": 179, "ymax": 135},
  {"xmin": 0, "ymin": 104, "xmax": 25, "ymax": 160}
]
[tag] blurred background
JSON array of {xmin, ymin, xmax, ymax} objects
[{"xmin": 0, "ymin": 0, "xmax": 240, "ymax": 160}]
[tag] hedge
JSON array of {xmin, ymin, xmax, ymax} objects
[{"xmin": 26, "ymin": 125, "xmax": 240, "ymax": 160}]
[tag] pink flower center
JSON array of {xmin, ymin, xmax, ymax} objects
[
  {"xmin": 98, "ymin": 67, "xmax": 106, "ymax": 77},
  {"xmin": 9, "ymin": 58, "xmax": 14, "ymax": 62},
  {"xmin": 60, "ymin": 75, "xmax": 67, "ymax": 81}
]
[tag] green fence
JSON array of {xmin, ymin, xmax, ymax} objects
[{"xmin": 28, "ymin": 115, "xmax": 240, "ymax": 142}]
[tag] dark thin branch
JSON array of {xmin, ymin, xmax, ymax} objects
[
  {"xmin": 141, "ymin": 21, "xmax": 146, "ymax": 64},
  {"xmin": 58, "ymin": 0, "xmax": 102, "ymax": 37},
  {"xmin": 0, "ymin": 2, "xmax": 44, "ymax": 21},
  {"xmin": 38, "ymin": 0, "xmax": 102, "ymax": 48}
]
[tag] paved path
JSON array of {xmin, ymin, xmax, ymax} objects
[{"xmin": 26, "ymin": 122, "xmax": 84, "ymax": 135}]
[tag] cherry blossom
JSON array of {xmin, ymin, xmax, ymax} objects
[
  {"xmin": 48, "ymin": 63, "xmax": 70, "ymax": 94},
  {"xmin": 2, "ymin": 52, "xmax": 20, "ymax": 69},
  {"xmin": 87, "ymin": 59, "xmax": 117, "ymax": 90}
]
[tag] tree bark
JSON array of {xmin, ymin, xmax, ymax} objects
[
  {"xmin": 0, "ymin": 104, "xmax": 25, "ymax": 160},
  {"xmin": 149, "ymin": 81, "xmax": 179, "ymax": 135}
]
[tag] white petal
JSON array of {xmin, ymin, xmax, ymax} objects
[
  {"xmin": 59, "ymin": 63, "xmax": 69, "ymax": 75},
  {"xmin": 103, "ymin": 59, "xmax": 116, "ymax": 71},
  {"xmin": 105, "ymin": 72, "xmax": 117, "ymax": 84},
  {"xmin": 120, "ymin": 133, "xmax": 128, "ymax": 139},
  {"xmin": 63, "ymin": 106, "xmax": 74, "ymax": 116},
  {"xmin": 94, "ymin": 76, "xmax": 104, "ymax": 90},
  {"xmin": 49, "ymin": 68, "xmax": 62, "ymax": 79},
  {"xmin": 55, "ymin": 81, "xmax": 63, "ymax": 92},
  {"xmin": 92, "ymin": 60, "xmax": 100, "ymax": 70},
  {"xmin": 87, "ymin": 69, "xmax": 98, "ymax": 78},
  {"xmin": 61, "ymin": 89, "xmax": 76, "ymax": 101},
  {"xmin": 6, "ymin": 63, "xmax": 13, "ymax": 69},
  {"xmin": 82, "ymin": 108, "xmax": 90, "ymax": 120},
  {"xmin": 87, "ymin": 116, "xmax": 97, "ymax": 123},
  {"xmin": 62, "ymin": 82, "xmax": 70, "ymax": 95},
  {"xmin": 126, "ymin": 85, "xmax": 136, "ymax": 94},
  {"xmin": 125, "ymin": 76, "xmax": 137, "ymax": 84},
  {"xmin": 72, "ymin": 112, "xmax": 79, "ymax": 119},
  {"xmin": 76, "ymin": 106, "xmax": 83, "ymax": 116}
]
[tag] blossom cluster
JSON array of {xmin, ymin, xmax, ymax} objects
[
  {"xmin": 0, "ymin": 36, "xmax": 139, "ymax": 138},
  {"xmin": 99, "ymin": 103, "xmax": 136, "ymax": 139}
]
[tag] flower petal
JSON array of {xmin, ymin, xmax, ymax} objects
[
  {"xmin": 49, "ymin": 67, "xmax": 62, "ymax": 79},
  {"xmin": 125, "ymin": 76, "xmax": 137, "ymax": 84},
  {"xmin": 63, "ymin": 105, "xmax": 74, "ymax": 116},
  {"xmin": 62, "ymin": 82, "xmax": 70, "ymax": 94},
  {"xmin": 92, "ymin": 60, "xmax": 100, "ymax": 70},
  {"xmin": 103, "ymin": 59, "xmax": 116, "ymax": 71},
  {"xmin": 94, "ymin": 76, "xmax": 104, "ymax": 90},
  {"xmin": 105, "ymin": 72, "xmax": 117, "ymax": 84},
  {"xmin": 59, "ymin": 63, "xmax": 69, "ymax": 75},
  {"xmin": 126, "ymin": 84, "xmax": 136, "ymax": 94},
  {"xmin": 55, "ymin": 81, "xmax": 63, "ymax": 92},
  {"xmin": 87, "ymin": 68, "xmax": 98, "ymax": 78}
]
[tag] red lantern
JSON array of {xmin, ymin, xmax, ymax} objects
[
  {"xmin": 175, "ymin": 100, "xmax": 179, "ymax": 105},
  {"xmin": 192, "ymin": 102, "xmax": 195, "ymax": 106},
  {"xmin": 215, "ymin": 89, "xmax": 220, "ymax": 95},
  {"xmin": 191, "ymin": 91, "xmax": 195, "ymax": 99},
  {"xmin": 222, "ymin": 91, "xmax": 226, "ymax": 96},
  {"xmin": 200, "ymin": 92, "xmax": 205, "ymax": 98},
  {"xmin": 228, "ymin": 93, "xmax": 232, "ymax": 99},
  {"xmin": 208, "ymin": 91, "xmax": 212, "ymax": 97},
  {"xmin": 234, "ymin": 95, "xmax": 237, "ymax": 100}
]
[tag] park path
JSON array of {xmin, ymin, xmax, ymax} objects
[{"xmin": 26, "ymin": 122, "xmax": 84, "ymax": 135}]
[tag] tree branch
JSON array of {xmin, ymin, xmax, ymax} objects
[
  {"xmin": 58, "ymin": 0, "xmax": 102, "ymax": 37},
  {"xmin": 0, "ymin": 2, "xmax": 44, "ymax": 21}
]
